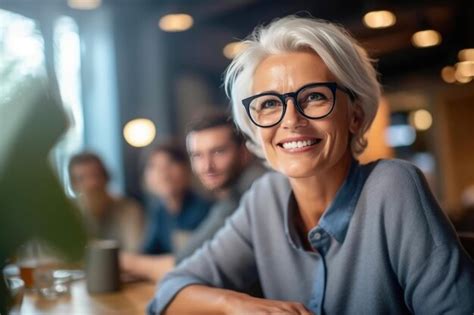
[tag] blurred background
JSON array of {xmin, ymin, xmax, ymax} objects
[{"xmin": 1, "ymin": 0, "xmax": 473, "ymax": 221}]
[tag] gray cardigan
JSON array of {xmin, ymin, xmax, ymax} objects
[{"xmin": 149, "ymin": 159, "xmax": 474, "ymax": 314}]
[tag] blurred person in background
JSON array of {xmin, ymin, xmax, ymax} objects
[
  {"xmin": 140, "ymin": 143, "xmax": 212, "ymax": 255},
  {"xmin": 68, "ymin": 152, "xmax": 143, "ymax": 252},
  {"xmin": 178, "ymin": 112, "xmax": 266, "ymax": 262},
  {"xmin": 120, "ymin": 143, "xmax": 212, "ymax": 280},
  {"xmin": 120, "ymin": 113, "xmax": 266, "ymax": 281}
]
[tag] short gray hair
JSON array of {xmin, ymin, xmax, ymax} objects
[{"xmin": 224, "ymin": 15, "xmax": 381, "ymax": 158}]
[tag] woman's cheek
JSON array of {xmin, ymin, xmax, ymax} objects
[{"xmin": 258, "ymin": 130, "xmax": 278, "ymax": 170}]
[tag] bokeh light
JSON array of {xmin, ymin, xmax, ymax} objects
[
  {"xmin": 159, "ymin": 14, "xmax": 193, "ymax": 32},
  {"xmin": 363, "ymin": 10, "xmax": 396, "ymax": 29},
  {"xmin": 123, "ymin": 119, "xmax": 156, "ymax": 147}
]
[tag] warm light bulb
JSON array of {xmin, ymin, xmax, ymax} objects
[
  {"xmin": 409, "ymin": 109, "xmax": 432, "ymax": 131},
  {"xmin": 123, "ymin": 119, "xmax": 156, "ymax": 147},
  {"xmin": 455, "ymin": 61, "xmax": 474, "ymax": 78},
  {"xmin": 441, "ymin": 66, "xmax": 456, "ymax": 83},
  {"xmin": 68, "ymin": 0, "xmax": 101, "ymax": 10},
  {"xmin": 458, "ymin": 48, "xmax": 474, "ymax": 62},
  {"xmin": 159, "ymin": 14, "xmax": 193, "ymax": 32},
  {"xmin": 411, "ymin": 30, "xmax": 442, "ymax": 48},
  {"xmin": 363, "ymin": 10, "xmax": 396, "ymax": 29},
  {"xmin": 454, "ymin": 66, "xmax": 472, "ymax": 83},
  {"xmin": 223, "ymin": 41, "xmax": 247, "ymax": 59}
]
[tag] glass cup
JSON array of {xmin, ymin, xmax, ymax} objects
[
  {"xmin": 15, "ymin": 240, "xmax": 71, "ymax": 298},
  {"xmin": 16, "ymin": 241, "xmax": 43, "ymax": 289},
  {"xmin": 33, "ymin": 268, "xmax": 72, "ymax": 299}
]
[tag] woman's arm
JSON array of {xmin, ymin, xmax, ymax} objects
[
  {"xmin": 149, "ymin": 186, "xmax": 262, "ymax": 314},
  {"xmin": 148, "ymin": 173, "xmax": 300, "ymax": 314},
  {"xmin": 149, "ymin": 211, "xmax": 259, "ymax": 313},
  {"xmin": 164, "ymin": 285, "xmax": 312, "ymax": 315}
]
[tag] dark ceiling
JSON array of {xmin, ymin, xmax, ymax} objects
[
  {"xmin": 155, "ymin": 0, "xmax": 473, "ymax": 82},
  {"xmin": 0, "ymin": 0, "xmax": 474, "ymax": 78},
  {"xmin": 3, "ymin": 0, "xmax": 473, "ymax": 84}
]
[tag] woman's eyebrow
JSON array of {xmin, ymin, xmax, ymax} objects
[
  {"xmin": 253, "ymin": 89, "xmax": 281, "ymax": 95},
  {"xmin": 254, "ymin": 82, "xmax": 321, "ymax": 95}
]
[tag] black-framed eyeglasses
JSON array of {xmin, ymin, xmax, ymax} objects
[{"xmin": 241, "ymin": 82, "xmax": 355, "ymax": 128}]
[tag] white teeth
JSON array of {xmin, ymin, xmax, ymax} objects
[{"xmin": 281, "ymin": 139, "xmax": 317, "ymax": 149}]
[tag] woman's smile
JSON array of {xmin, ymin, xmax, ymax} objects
[{"xmin": 277, "ymin": 136, "xmax": 322, "ymax": 153}]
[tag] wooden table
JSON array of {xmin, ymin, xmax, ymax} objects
[{"xmin": 16, "ymin": 279, "xmax": 156, "ymax": 315}]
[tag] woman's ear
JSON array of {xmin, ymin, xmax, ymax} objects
[{"xmin": 349, "ymin": 102, "xmax": 364, "ymax": 134}]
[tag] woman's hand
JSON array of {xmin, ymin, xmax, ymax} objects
[
  {"xmin": 223, "ymin": 291, "xmax": 314, "ymax": 315},
  {"xmin": 163, "ymin": 285, "xmax": 313, "ymax": 315}
]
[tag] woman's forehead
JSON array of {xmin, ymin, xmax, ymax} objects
[{"xmin": 251, "ymin": 51, "xmax": 334, "ymax": 93}]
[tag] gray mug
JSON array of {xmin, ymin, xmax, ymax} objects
[{"xmin": 85, "ymin": 240, "xmax": 120, "ymax": 294}]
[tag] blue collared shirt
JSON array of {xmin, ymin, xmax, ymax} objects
[
  {"xmin": 142, "ymin": 191, "xmax": 212, "ymax": 254},
  {"xmin": 284, "ymin": 158, "xmax": 371, "ymax": 313},
  {"xmin": 150, "ymin": 159, "xmax": 474, "ymax": 314}
]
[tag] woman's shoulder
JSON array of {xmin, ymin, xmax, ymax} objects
[
  {"xmin": 364, "ymin": 158, "xmax": 425, "ymax": 191},
  {"xmin": 369, "ymin": 158, "xmax": 420, "ymax": 174},
  {"xmin": 360, "ymin": 158, "xmax": 437, "ymax": 217},
  {"xmin": 361, "ymin": 160, "xmax": 460, "ymax": 256},
  {"xmin": 361, "ymin": 159, "xmax": 447, "ymax": 231},
  {"xmin": 233, "ymin": 171, "xmax": 291, "ymax": 221}
]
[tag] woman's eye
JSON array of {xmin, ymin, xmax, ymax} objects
[
  {"xmin": 261, "ymin": 100, "xmax": 280, "ymax": 109},
  {"xmin": 307, "ymin": 93, "xmax": 326, "ymax": 101}
]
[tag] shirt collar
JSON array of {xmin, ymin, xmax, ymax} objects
[
  {"xmin": 285, "ymin": 158, "xmax": 372, "ymax": 248},
  {"xmin": 320, "ymin": 158, "xmax": 365, "ymax": 243}
]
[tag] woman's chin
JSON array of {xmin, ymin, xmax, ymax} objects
[{"xmin": 277, "ymin": 164, "xmax": 318, "ymax": 179}]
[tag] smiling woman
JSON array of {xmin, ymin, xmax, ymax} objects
[{"xmin": 149, "ymin": 16, "xmax": 474, "ymax": 315}]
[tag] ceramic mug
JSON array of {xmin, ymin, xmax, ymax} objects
[{"xmin": 85, "ymin": 239, "xmax": 120, "ymax": 294}]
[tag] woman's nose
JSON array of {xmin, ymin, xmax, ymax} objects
[{"xmin": 281, "ymin": 98, "xmax": 307, "ymax": 129}]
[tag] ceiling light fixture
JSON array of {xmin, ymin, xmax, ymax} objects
[
  {"xmin": 455, "ymin": 61, "xmax": 474, "ymax": 78},
  {"xmin": 454, "ymin": 66, "xmax": 473, "ymax": 84},
  {"xmin": 123, "ymin": 118, "xmax": 156, "ymax": 147},
  {"xmin": 441, "ymin": 48, "xmax": 474, "ymax": 84},
  {"xmin": 363, "ymin": 10, "xmax": 396, "ymax": 29},
  {"xmin": 223, "ymin": 41, "xmax": 247, "ymax": 59},
  {"xmin": 409, "ymin": 109, "xmax": 432, "ymax": 131},
  {"xmin": 458, "ymin": 48, "xmax": 474, "ymax": 62},
  {"xmin": 67, "ymin": 0, "xmax": 101, "ymax": 10},
  {"xmin": 411, "ymin": 29, "xmax": 442, "ymax": 48},
  {"xmin": 441, "ymin": 66, "xmax": 456, "ymax": 83},
  {"xmin": 411, "ymin": 13, "xmax": 442, "ymax": 49},
  {"xmin": 159, "ymin": 14, "xmax": 193, "ymax": 32}
]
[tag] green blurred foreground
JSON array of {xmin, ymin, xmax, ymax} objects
[{"xmin": 0, "ymin": 73, "xmax": 87, "ymax": 313}]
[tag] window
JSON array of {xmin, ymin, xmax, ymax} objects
[{"xmin": 52, "ymin": 16, "xmax": 84, "ymax": 196}]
